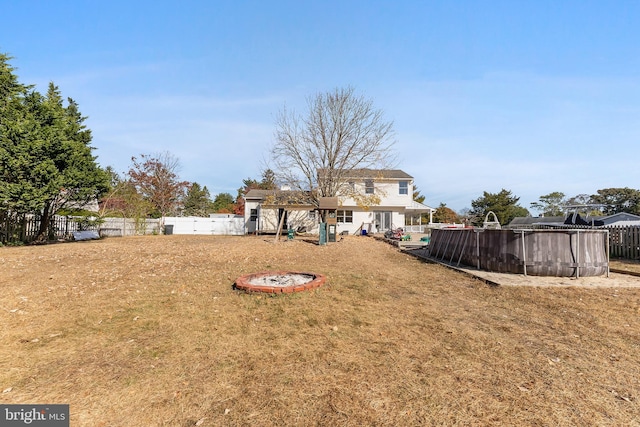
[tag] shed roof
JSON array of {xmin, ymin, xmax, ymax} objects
[
  {"xmin": 244, "ymin": 189, "xmax": 275, "ymax": 200},
  {"xmin": 244, "ymin": 189, "xmax": 315, "ymax": 208}
]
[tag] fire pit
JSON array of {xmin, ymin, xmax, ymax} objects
[{"xmin": 234, "ymin": 271, "xmax": 326, "ymax": 293}]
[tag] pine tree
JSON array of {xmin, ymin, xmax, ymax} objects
[
  {"xmin": 183, "ymin": 183, "xmax": 214, "ymax": 216},
  {"xmin": 1, "ymin": 54, "xmax": 109, "ymax": 241}
]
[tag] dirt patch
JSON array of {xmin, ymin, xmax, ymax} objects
[
  {"xmin": 455, "ymin": 267, "xmax": 640, "ymax": 288},
  {"xmin": 1, "ymin": 235, "xmax": 640, "ymax": 426}
]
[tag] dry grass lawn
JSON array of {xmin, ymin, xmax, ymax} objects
[
  {"xmin": 1, "ymin": 235, "xmax": 640, "ymax": 426},
  {"xmin": 611, "ymin": 258, "xmax": 640, "ymax": 275}
]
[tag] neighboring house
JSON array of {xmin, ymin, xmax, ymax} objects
[
  {"xmin": 599, "ymin": 212, "xmax": 640, "ymax": 226},
  {"xmin": 243, "ymin": 169, "xmax": 435, "ymax": 235},
  {"xmin": 63, "ymin": 197, "xmax": 100, "ymax": 213}
]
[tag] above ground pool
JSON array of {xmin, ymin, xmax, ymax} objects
[{"xmin": 428, "ymin": 228, "xmax": 609, "ymax": 277}]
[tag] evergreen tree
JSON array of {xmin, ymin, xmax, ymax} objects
[
  {"xmin": 1, "ymin": 54, "xmax": 109, "ymax": 241},
  {"xmin": 212, "ymin": 192, "xmax": 235, "ymax": 213},
  {"xmin": 469, "ymin": 189, "xmax": 529, "ymax": 226},
  {"xmin": 183, "ymin": 183, "xmax": 214, "ymax": 216},
  {"xmin": 412, "ymin": 184, "xmax": 426, "ymax": 204},
  {"xmin": 0, "ymin": 53, "xmax": 36, "ymax": 214}
]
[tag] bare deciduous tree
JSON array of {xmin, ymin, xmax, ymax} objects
[{"xmin": 270, "ymin": 86, "xmax": 396, "ymax": 208}]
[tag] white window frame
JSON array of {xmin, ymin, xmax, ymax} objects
[
  {"xmin": 365, "ymin": 180, "xmax": 374, "ymax": 194},
  {"xmin": 399, "ymin": 181, "xmax": 408, "ymax": 195},
  {"xmin": 337, "ymin": 210, "xmax": 353, "ymax": 223}
]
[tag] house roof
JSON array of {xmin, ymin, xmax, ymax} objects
[
  {"xmin": 600, "ymin": 212, "xmax": 640, "ymax": 222},
  {"xmin": 406, "ymin": 199, "xmax": 436, "ymax": 212},
  {"xmin": 317, "ymin": 168, "xmax": 413, "ymax": 180}
]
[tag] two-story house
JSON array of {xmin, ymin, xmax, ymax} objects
[{"xmin": 243, "ymin": 169, "xmax": 434, "ymax": 235}]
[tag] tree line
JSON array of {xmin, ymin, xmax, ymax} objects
[
  {"xmin": 428, "ymin": 188, "xmax": 640, "ymax": 228},
  {"xmin": 101, "ymin": 157, "xmax": 277, "ymax": 220}
]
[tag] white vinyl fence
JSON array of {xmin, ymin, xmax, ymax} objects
[{"xmin": 163, "ymin": 216, "xmax": 245, "ymax": 235}]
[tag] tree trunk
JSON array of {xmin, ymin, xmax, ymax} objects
[
  {"xmin": 274, "ymin": 209, "xmax": 287, "ymax": 243},
  {"xmin": 33, "ymin": 202, "xmax": 52, "ymax": 243}
]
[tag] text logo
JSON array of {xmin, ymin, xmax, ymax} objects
[{"xmin": 1, "ymin": 405, "xmax": 69, "ymax": 426}]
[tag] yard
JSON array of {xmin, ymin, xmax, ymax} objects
[{"xmin": 1, "ymin": 235, "xmax": 639, "ymax": 426}]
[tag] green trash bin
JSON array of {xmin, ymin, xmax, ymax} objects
[{"xmin": 287, "ymin": 228, "xmax": 294, "ymax": 240}]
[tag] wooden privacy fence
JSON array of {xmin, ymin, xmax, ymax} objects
[
  {"xmin": 0, "ymin": 214, "xmax": 162, "ymax": 244},
  {"xmin": 0, "ymin": 214, "xmax": 91, "ymax": 244},
  {"xmin": 608, "ymin": 225, "xmax": 640, "ymax": 259}
]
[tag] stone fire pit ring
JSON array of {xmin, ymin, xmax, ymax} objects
[{"xmin": 234, "ymin": 271, "xmax": 326, "ymax": 294}]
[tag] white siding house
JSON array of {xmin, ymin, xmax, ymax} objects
[{"xmin": 243, "ymin": 169, "xmax": 434, "ymax": 235}]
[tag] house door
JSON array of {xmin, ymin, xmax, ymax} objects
[{"xmin": 374, "ymin": 211, "xmax": 393, "ymax": 232}]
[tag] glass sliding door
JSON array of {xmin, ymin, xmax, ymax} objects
[{"xmin": 374, "ymin": 211, "xmax": 393, "ymax": 232}]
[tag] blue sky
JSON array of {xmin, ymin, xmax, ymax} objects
[{"xmin": 2, "ymin": 1, "xmax": 639, "ymax": 212}]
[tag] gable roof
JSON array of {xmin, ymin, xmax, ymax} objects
[{"xmin": 317, "ymin": 168, "xmax": 413, "ymax": 180}]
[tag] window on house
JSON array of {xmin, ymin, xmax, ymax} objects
[
  {"xmin": 250, "ymin": 209, "xmax": 257, "ymax": 221},
  {"xmin": 337, "ymin": 210, "xmax": 353, "ymax": 223},
  {"xmin": 399, "ymin": 181, "xmax": 408, "ymax": 195},
  {"xmin": 365, "ymin": 180, "xmax": 374, "ymax": 194}
]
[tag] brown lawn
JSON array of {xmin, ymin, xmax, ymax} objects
[
  {"xmin": 1, "ymin": 235, "xmax": 639, "ymax": 426},
  {"xmin": 611, "ymin": 258, "xmax": 640, "ymax": 276}
]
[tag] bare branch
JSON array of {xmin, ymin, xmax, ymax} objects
[{"xmin": 270, "ymin": 87, "xmax": 397, "ymax": 207}]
